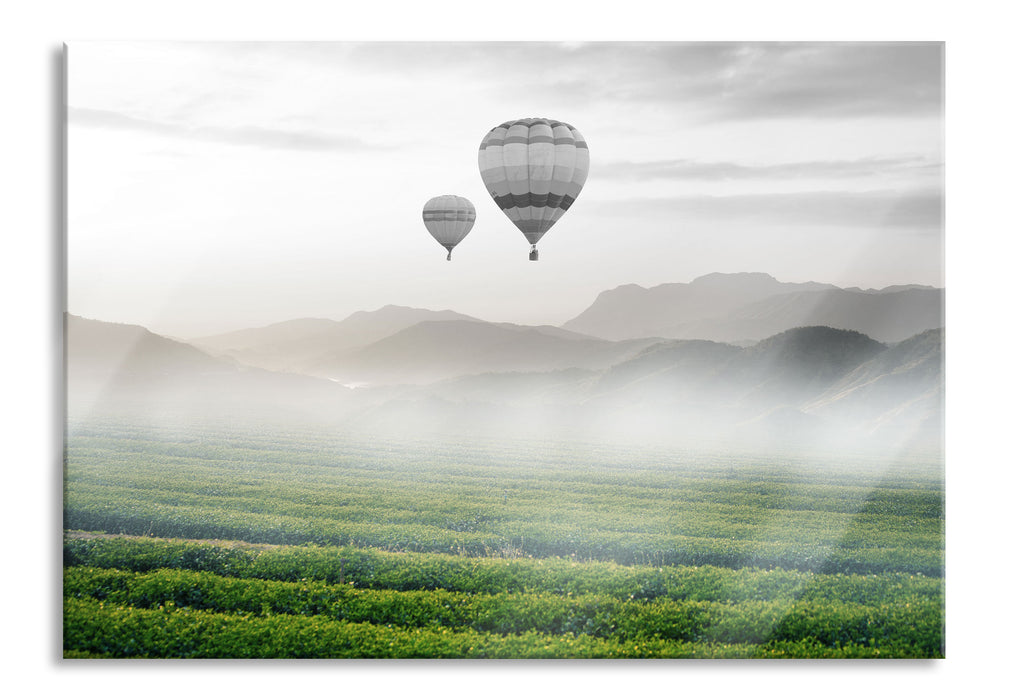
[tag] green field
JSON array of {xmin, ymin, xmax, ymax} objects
[{"xmin": 63, "ymin": 415, "xmax": 944, "ymax": 658}]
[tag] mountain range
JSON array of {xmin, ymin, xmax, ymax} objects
[
  {"xmin": 190, "ymin": 306, "xmax": 481, "ymax": 375},
  {"xmin": 563, "ymin": 272, "xmax": 942, "ymax": 344},
  {"xmin": 393, "ymin": 325, "xmax": 942, "ymax": 449},
  {"xmin": 188, "ymin": 273, "xmax": 941, "ymax": 382},
  {"xmin": 67, "ymin": 272, "xmax": 944, "ymax": 452}
]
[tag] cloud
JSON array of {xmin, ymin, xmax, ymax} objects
[
  {"xmin": 585, "ymin": 188, "xmax": 943, "ymax": 231},
  {"xmin": 68, "ymin": 106, "xmax": 382, "ymax": 152},
  {"xmin": 358, "ymin": 41, "xmax": 943, "ymax": 122},
  {"xmin": 93, "ymin": 42, "xmax": 943, "ymax": 126},
  {"xmin": 594, "ymin": 156, "xmax": 943, "ymax": 183},
  {"xmin": 596, "ymin": 42, "xmax": 943, "ymax": 121}
]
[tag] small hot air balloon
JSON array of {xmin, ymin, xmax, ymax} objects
[
  {"xmin": 478, "ymin": 118, "xmax": 590, "ymax": 260},
  {"xmin": 422, "ymin": 195, "xmax": 476, "ymax": 261}
]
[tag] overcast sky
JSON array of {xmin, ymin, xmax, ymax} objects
[{"xmin": 67, "ymin": 41, "xmax": 943, "ymax": 337}]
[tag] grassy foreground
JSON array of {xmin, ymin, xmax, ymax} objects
[
  {"xmin": 64, "ymin": 535, "xmax": 942, "ymax": 658},
  {"xmin": 63, "ymin": 416, "xmax": 943, "ymax": 658}
]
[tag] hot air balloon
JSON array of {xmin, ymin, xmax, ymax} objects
[
  {"xmin": 478, "ymin": 118, "xmax": 589, "ymax": 260},
  {"xmin": 422, "ymin": 195, "xmax": 476, "ymax": 261}
]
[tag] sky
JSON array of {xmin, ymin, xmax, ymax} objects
[{"xmin": 67, "ymin": 41, "xmax": 944, "ymax": 337}]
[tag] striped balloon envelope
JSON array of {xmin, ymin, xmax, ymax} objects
[
  {"xmin": 478, "ymin": 118, "xmax": 589, "ymax": 260},
  {"xmin": 422, "ymin": 195, "xmax": 476, "ymax": 261}
]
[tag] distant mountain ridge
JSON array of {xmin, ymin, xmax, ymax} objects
[
  {"xmin": 364, "ymin": 325, "xmax": 942, "ymax": 450},
  {"xmin": 573, "ymin": 325, "xmax": 889, "ymax": 413},
  {"xmin": 304, "ymin": 319, "xmax": 657, "ymax": 386},
  {"xmin": 184, "ymin": 274, "xmax": 943, "ymax": 379},
  {"xmin": 66, "ymin": 311, "xmax": 942, "ymax": 451},
  {"xmin": 68, "ymin": 271, "xmax": 943, "ymax": 451},
  {"xmin": 191, "ymin": 305, "xmax": 481, "ymax": 373},
  {"xmin": 66, "ymin": 314, "xmax": 352, "ymax": 418},
  {"xmin": 563, "ymin": 272, "xmax": 942, "ymax": 344},
  {"xmin": 191, "ymin": 305, "xmax": 662, "ymax": 386}
]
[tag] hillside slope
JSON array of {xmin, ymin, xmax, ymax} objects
[
  {"xmin": 191, "ymin": 305, "xmax": 482, "ymax": 373},
  {"xmin": 67, "ymin": 314, "xmax": 352, "ymax": 419},
  {"xmin": 805, "ymin": 328, "xmax": 943, "ymax": 445}
]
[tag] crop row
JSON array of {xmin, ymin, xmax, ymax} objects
[
  {"xmin": 64, "ymin": 565, "xmax": 944, "ymax": 654},
  {"xmin": 63, "ymin": 489, "xmax": 943, "ymax": 575},
  {"xmin": 64, "ymin": 534, "xmax": 944, "ymax": 605},
  {"xmin": 64, "ymin": 593, "xmax": 939, "ymax": 659},
  {"xmin": 63, "ymin": 474, "xmax": 944, "ymax": 547}
]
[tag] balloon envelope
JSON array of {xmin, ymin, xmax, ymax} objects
[
  {"xmin": 478, "ymin": 118, "xmax": 590, "ymax": 246},
  {"xmin": 422, "ymin": 195, "xmax": 476, "ymax": 260}
]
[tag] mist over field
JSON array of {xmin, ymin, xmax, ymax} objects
[{"xmin": 66, "ymin": 272, "xmax": 943, "ymax": 461}]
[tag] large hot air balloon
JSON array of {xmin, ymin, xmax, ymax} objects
[
  {"xmin": 478, "ymin": 118, "xmax": 590, "ymax": 260},
  {"xmin": 422, "ymin": 195, "xmax": 476, "ymax": 261}
]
